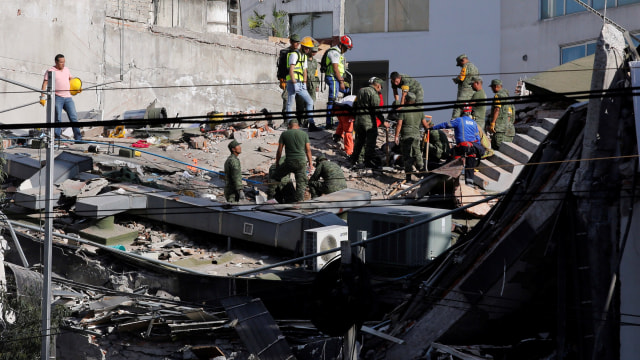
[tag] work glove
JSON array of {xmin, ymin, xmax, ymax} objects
[
  {"xmin": 279, "ymin": 78, "xmax": 286, "ymax": 90},
  {"xmin": 238, "ymin": 190, "xmax": 246, "ymax": 200},
  {"xmin": 488, "ymin": 123, "xmax": 496, "ymax": 133},
  {"xmin": 39, "ymin": 95, "xmax": 46, "ymax": 107}
]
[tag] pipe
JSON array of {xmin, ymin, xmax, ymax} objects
[{"xmin": 0, "ymin": 213, "xmax": 29, "ymax": 268}]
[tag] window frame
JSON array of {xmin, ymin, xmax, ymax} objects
[
  {"xmin": 541, "ymin": 0, "xmax": 640, "ymax": 19},
  {"xmin": 289, "ymin": 12, "xmax": 333, "ymax": 40},
  {"xmin": 345, "ymin": 0, "xmax": 429, "ymax": 34}
]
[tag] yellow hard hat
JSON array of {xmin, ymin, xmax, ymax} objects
[
  {"xmin": 300, "ymin": 36, "xmax": 315, "ymax": 48},
  {"xmin": 69, "ymin": 77, "xmax": 82, "ymax": 96}
]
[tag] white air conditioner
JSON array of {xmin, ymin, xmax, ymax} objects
[{"xmin": 303, "ymin": 225, "xmax": 349, "ymax": 272}]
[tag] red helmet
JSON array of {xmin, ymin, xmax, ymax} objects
[
  {"xmin": 340, "ymin": 35, "xmax": 353, "ymax": 50},
  {"xmin": 462, "ymin": 104, "xmax": 472, "ymax": 114}
]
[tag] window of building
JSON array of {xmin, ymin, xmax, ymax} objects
[
  {"xmin": 541, "ymin": 0, "xmax": 640, "ymax": 19},
  {"xmin": 347, "ymin": 60, "xmax": 389, "ymax": 105},
  {"xmin": 346, "ymin": 0, "xmax": 429, "ymax": 34},
  {"xmin": 290, "ymin": 12, "xmax": 333, "ymax": 39},
  {"xmin": 560, "ymin": 41, "xmax": 597, "ymax": 64}
]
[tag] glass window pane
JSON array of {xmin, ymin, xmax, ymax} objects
[
  {"xmin": 561, "ymin": 45, "xmax": 586, "ymax": 64},
  {"xmin": 389, "ymin": 0, "xmax": 429, "ymax": 32},
  {"xmin": 618, "ymin": 0, "xmax": 640, "ymax": 5},
  {"xmin": 345, "ymin": 0, "xmax": 385, "ymax": 34},
  {"xmin": 555, "ymin": 0, "xmax": 565, "ymax": 16},
  {"xmin": 291, "ymin": 14, "xmax": 312, "ymax": 38},
  {"xmin": 586, "ymin": 42, "xmax": 597, "ymax": 55},
  {"xmin": 541, "ymin": 0, "xmax": 552, "ymax": 19},
  {"xmin": 566, "ymin": 0, "xmax": 587, "ymax": 14},
  {"xmin": 592, "ymin": 0, "xmax": 615, "ymax": 9},
  {"xmin": 312, "ymin": 13, "xmax": 333, "ymax": 39}
]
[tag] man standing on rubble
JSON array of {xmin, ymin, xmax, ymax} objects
[
  {"xmin": 224, "ymin": 140, "xmax": 245, "ymax": 202},
  {"xmin": 429, "ymin": 105, "xmax": 482, "ymax": 186},
  {"xmin": 285, "ymin": 35, "xmax": 316, "ymax": 130},
  {"xmin": 488, "ymin": 79, "xmax": 515, "ymax": 150},
  {"xmin": 469, "ymin": 76, "xmax": 487, "ymax": 129},
  {"xmin": 296, "ymin": 40, "xmax": 320, "ymax": 129},
  {"xmin": 394, "ymin": 92, "xmax": 430, "ymax": 182},
  {"xmin": 324, "ymin": 35, "xmax": 353, "ymax": 129},
  {"xmin": 41, "ymin": 54, "xmax": 83, "ymax": 141},
  {"xmin": 390, "ymin": 72, "xmax": 424, "ymax": 105},
  {"xmin": 269, "ymin": 119, "xmax": 313, "ymax": 202},
  {"xmin": 452, "ymin": 54, "xmax": 479, "ymax": 119},
  {"xmin": 351, "ymin": 77, "xmax": 385, "ymax": 168},
  {"xmin": 308, "ymin": 155, "xmax": 347, "ymax": 198}
]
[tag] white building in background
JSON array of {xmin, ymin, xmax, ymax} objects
[{"xmin": 239, "ymin": 0, "xmax": 640, "ymax": 121}]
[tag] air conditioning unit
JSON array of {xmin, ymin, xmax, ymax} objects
[
  {"xmin": 348, "ymin": 206, "xmax": 451, "ymax": 267},
  {"xmin": 303, "ymin": 225, "xmax": 349, "ymax": 271}
]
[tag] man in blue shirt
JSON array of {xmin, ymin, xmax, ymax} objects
[{"xmin": 430, "ymin": 105, "xmax": 483, "ymax": 185}]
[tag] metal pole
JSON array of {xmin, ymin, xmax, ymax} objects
[
  {"xmin": 41, "ymin": 71, "xmax": 54, "ymax": 360},
  {"xmin": 340, "ymin": 240, "xmax": 356, "ymax": 360}
]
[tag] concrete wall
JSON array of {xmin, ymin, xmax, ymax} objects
[
  {"xmin": 240, "ymin": 0, "xmax": 343, "ymax": 39},
  {"xmin": 0, "ymin": 0, "xmax": 282, "ymax": 127},
  {"xmin": 500, "ymin": 2, "xmax": 640, "ymax": 96},
  {"xmin": 347, "ymin": 0, "xmax": 501, "ymax": 123}
]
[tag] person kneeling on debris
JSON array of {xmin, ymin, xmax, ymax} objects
[
  {"xmin": 224, "ymin": 140, "xmax": 245, "ymax": 202},
  {"xmin": 268, "ymin": 119, "xmax": 314, "ymax": 202},
  {"xmin": 429, "ymin": 105, "xmax": 483, "ymax": 186},
  {"xmin": 394, "ymin": 92, "xmax": 430, "ymax": 182},
  {"xmin": 308, "ymin": 155, "xmax": 347, "ymax": 198},
  {"xmin": 268, "ymin": 156, "xmax": 296, "ymax": 203}
]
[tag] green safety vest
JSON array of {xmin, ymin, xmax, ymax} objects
[
  {"xmin": 325, "ymin": 47, "xmax": 344, "ymax": 77},
  {"xmin": 286, "ymin": 51, "xmax": 307, "ymax": 81}
]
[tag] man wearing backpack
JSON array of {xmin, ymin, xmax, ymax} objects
[
  {"xmin": 285, "ymin": 35, "xmax": 316, "ymax": 130},
  {"xmin": 323, "ymin": 35, "xmax": 353, "ymax": 130},
  {"xmin": 279, "ymin": 35, "xmax": 301, "ymax": 125}
]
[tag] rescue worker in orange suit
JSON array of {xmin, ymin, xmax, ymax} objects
[
  {"xmin": 429, "ymin": 105, "xmax": 482, "ymax": 186},
  {"xmin": 332, "ymin": 95, "xmax": 356, "ymax": 156}
]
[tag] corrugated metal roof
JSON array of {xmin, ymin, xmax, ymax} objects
[{"xmin": 525, "ymin": 55, "xmax": 594, "ymax": 102}]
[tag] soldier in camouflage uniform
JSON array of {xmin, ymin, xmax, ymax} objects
[
  {"xmin": 424, "ymin": 129, "xmax": 452, "ymax": 170},
  {"xmin": 452, "ymin": 54, "xmax": 479, "ymax": 119},
  {"xmin": 469, "ymin": 76, "xmax": 487, "ymax": 129},
  {"xmin": 224, "ymin": 140, "xmax": 245, "ymax": 202},
  {"xmin": 488, "ymin": 79, "xmax": 515, "ymax": 150},
  {"xmin": 296, "ymin": 45, "xmax": 320, "ymax": 127},
  {"xmin": 308, "ymin": 155, "xmax": 347, "ymax": 198},
  {"xmin": 390, "ymin": 72, "xmax": 424, "ymax": 105},
  {"xmin": 351, "ymin": 77, "xmax": 385, "ymax": 168},
  {"xmin": 268, "ymin": 156, "xmax": 295, "ymax": 204},
  {"xmin": 394, "ymin": 92, "xmax": 430, "ymax": 182},
  {"xmin": 269, "ymin": 119, "xmax": 313, "ymax": 202}
]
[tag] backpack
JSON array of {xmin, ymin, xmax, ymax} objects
[
  {"xmin": 277, "ymin": 48, "xmax": 295, "ymax": 80},
  {"xmin": 320, "ymin": 48, "xmax": 338, "ymax": 74}
]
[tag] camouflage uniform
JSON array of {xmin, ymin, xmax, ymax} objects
[
  {"xmin": 470, "ymin": 88, "xmax": 487, "ymax": 129},
  {"xmin": 491, "ymin": 88, "xmax": 515, "ymax": 150},
  {"xmin": 224, "ymin": 153, "xmax": 242, "ymax": 202},
  {"xmin": 452, "ymin": 61, "xmax": 479, "ymax": 118},
  {"xmin": 392, "ymin": 74, "xmax": 424, "ymax": 104},
  {"xmin": 352, "ymin": 85, "xmax": 382, "ymax": 166},
  {"xmin": 268, "ymin": 156, "xmax": 295, "ymax": 204},
  {"xmin": 268, "ymin": 128, "xmax": 310, "ymax": 202},
  {"xmin": 397, "ymin": 105, "xmax": 425, "ymax": 176},
  {"xmin": 309, "ymin": 159, "xmax": 347, "ymax": 198},
  {"xmin": 425, "ymin": 129, "xmax": 451, "ymax": 166}
]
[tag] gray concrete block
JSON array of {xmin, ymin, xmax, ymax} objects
[
  {"xmin": 499, "ymin": 142, "xmax": 533, "ymax": 165},
  {"xmin": 477, "ymin": 159, "xmax": 513, "ymax": 181},
  {"xmin": 528, "ymin": 126, "xmax": 549, "ymax": 142},
  {"xmin": 75, "ymin": 191, "xmax": 147, "ymax": 217},
  {"xmin": 542, "ymin": 117, "xmax": 559, "ymax": 131},
  {"xmin": 514, "ymin": 134, "xmax": 541, "ymax": 153},
  {"xmin": 485, "ymin": 151, "xmax": 521, "ymax": 173}
]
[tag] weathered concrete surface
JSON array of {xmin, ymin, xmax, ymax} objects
[{"xmin": 0, "ymin": 0, "xmax": 282, "ymax": 126}]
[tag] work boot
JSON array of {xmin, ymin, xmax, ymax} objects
[
  {"xmin": 308, "ymin": 123, "xmax": 321, "ymax": 132},
  {"xmin": 332, "ymin": 134, "xmax": 341, "ymax": 143}
]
